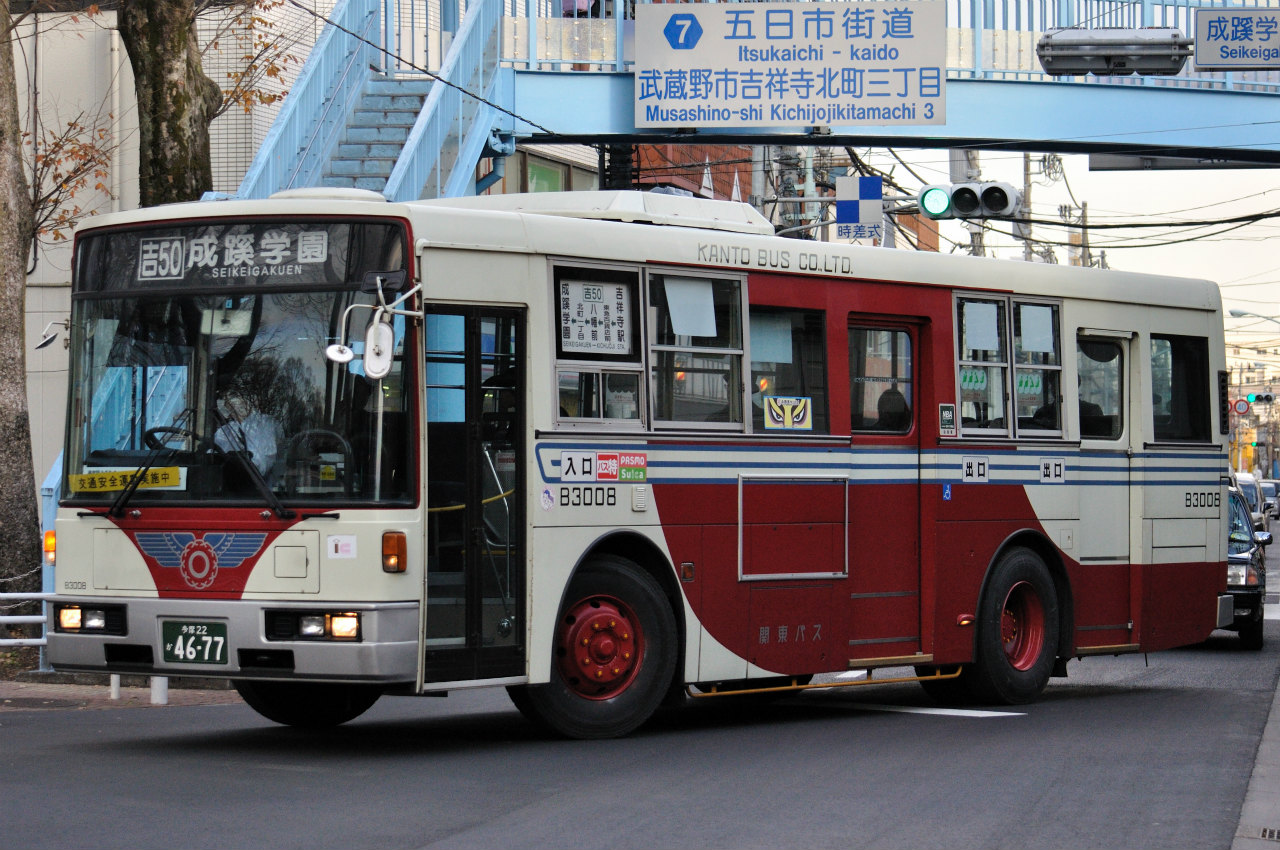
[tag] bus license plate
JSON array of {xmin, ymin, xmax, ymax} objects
[{"xmin": 161, "ymin": 620, "xmax": 228, "ymax": 665}]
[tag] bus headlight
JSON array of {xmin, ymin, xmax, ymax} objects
[
  {"xmin": 299, "ymin": 615, "xmax": 327, "ymax": 637},
  {"xmin": 330, "ymin": 615, "xmax": 360, "ymax": 639},
  {"xmin": 55, "ymin": 605, "xmax": 118, "ymax": 632},
  {"xmin": 58, "ymin": 606, "xmax": 82, "ymax": 630},
  {"xmin": 267, "ymin": 610, "xmax": 362, "ymax": 641}
]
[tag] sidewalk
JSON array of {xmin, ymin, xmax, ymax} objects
[
  {"xmin": 0, "ymin": 672, "xmax": 240, "ymax": 711},
  {"xmin": 1235, "ymin": 679, "xmax": 1280, "ymax": 848}
]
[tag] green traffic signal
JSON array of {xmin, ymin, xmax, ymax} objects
[
  {"xmin": 1249, "ymin": 393, "xmax": 1258, "ymax": 402},
  {"xmin": 919, "ymin": 185, "xmax": 952, "ymax": 218}
]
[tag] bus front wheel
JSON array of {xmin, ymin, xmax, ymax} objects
[
  {"xmin": 969, "ymin": 547, "xmax": 1060, "ymax": 705},
  {"xmin": 233, "ymin": 680, "xmax": 381, "ymax": 727},
  {"xmin": 510, "ymin": 555, "xmax": 677, "ymax": 739}
]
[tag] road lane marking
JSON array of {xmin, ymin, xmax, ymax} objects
[{"xmin": 851, "ymin": 704, "xmax": 1025, "ymax": 718}]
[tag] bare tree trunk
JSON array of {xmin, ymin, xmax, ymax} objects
[
  {"xmin": 0, "ymin": 5, "xmax": 40, "ymax": 595},
  {"xmin": 118, "ymin": 0, "xmax": 223, "ymax": 207}
]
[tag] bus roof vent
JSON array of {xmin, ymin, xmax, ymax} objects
[
  {"xmin": 269, "ymin": 188, "xmax": 388, "ymax": 202},
  {"xmin": 420, "ymin": 190, "xmax": 775, "ymax": 235}
]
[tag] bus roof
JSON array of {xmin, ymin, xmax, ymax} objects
[
  {"xmin": 73, "ymin": 190, "xmax": 1222, "ymax": 314},
  {"xmin": 418, "ymin": 189, "xmax": 776, "ymax": 235}
]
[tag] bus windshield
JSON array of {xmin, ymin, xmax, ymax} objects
[{"xmin": 64, "ymin": 219, "xmax": 413, "ymax": 508}]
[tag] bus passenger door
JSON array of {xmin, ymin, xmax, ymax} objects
[
  {"xmin": 1074, "ymin": 333, "xmax": 1134, "ymax": 649},
  {"xmin": 847, "ymin": 322, "xmax": 921, "ymax": 662},
  {"xmin": 422, "ymin": 308, "xmax": 526, "ymax": 683}
]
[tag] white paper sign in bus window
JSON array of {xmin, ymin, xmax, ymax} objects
[
  {"xmin": 634, "ymin": 0, "xmax": 946, "ymax": 129},
  {"xmin": 560, "ymin": 280, "xmax": 633, "ymax": 355}
]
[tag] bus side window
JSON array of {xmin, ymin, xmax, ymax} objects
[
  {"xmin": 850, "ymin": 326, "xmax": 912, "ymax": 433},
  {"xmin": 1077, "ymin": 338, "xmax": 1124, "ymax": 439},
  {"xmin": 650, "ymin": 274, "xmax": 744, "ymax": 427},
  {"xmin": 956, "ymin": 298, "xmax": 1008, "ymax": 435},
  {"xmin": 748, "ymin": 308, "xmax": 828, "ymax": 434},
  {"xmin": 553, "ymin": 266, "xmax": 644, "ymax": 426}
]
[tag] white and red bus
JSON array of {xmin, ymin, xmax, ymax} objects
[{"xmin": 46, "ymin": 189, "xmax": 1232, "ymax": 737}]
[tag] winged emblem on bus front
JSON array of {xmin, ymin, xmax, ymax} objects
[{"xmin": 133, "ymin": 532, "xmax": 268, "ymax": 591}]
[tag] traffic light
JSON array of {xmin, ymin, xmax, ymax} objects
[
  {"xmin": 917, "ymin": 182, "xmax": 1022, "ymax": 220},
  {"xmin": 1247, "ymin": 392, "xmax": 1275, "ymax": 403}
]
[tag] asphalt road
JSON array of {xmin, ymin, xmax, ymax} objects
[{"xmin": 1, "ymin": 624, "xmax": 1276, "ymax": 850}]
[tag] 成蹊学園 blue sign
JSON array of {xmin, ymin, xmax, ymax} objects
[
  {"xmin": 1195, "ymin": 7, "xmax": 1280, "ymax": 69},
  {"xmin": 634, "ymin": 0, "xmax": 946, "ymax": 129}
]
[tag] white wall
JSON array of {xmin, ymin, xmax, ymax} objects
[{"xmin": 16, "ymin": 12, "xmax": 139, "ymax": 512}]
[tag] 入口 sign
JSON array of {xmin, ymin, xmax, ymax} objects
[{"xmin": 634, "ymin": 1, "xmax": 946, "ymax": 129}]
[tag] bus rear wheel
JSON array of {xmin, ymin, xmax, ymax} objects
[
  {"xmin": 233, "ymin": 680, "xmax": 382, "ymax": 727},
  {"xmin": 968, "ymin": 548, "xmax": 1060, "ymax": 705},
  {"xmin": 509, "ymin": 555, "xmax": 676, "ymax": 739}
]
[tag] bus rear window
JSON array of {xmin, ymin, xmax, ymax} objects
[{"xmin": 1151, "ymin": 334, "xmax": 1211, "ymax": 442}]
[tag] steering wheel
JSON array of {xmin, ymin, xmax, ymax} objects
[{"xmin": 144, "ymin": 426, "xmax": 221, "ymax": 454}]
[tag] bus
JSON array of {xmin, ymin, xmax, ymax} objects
[{"xmin": 45, "ymin": 188, "xmax": 1232, "ymax": 738}]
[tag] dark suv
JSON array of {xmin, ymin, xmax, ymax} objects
[{"xmin": 1227, "ymin": 487, "xmax": 1271, "ymax": 649}]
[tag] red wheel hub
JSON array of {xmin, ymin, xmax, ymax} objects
[
  {"xmin": 1000, "ymin": 580, "xmax": 1046, "ymax": 671},
  {"xmin": 556, "ymin": 596, "xmax": 643, "ymax": 699}
]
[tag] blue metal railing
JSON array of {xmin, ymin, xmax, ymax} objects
[
  {"xmin": 238, "ymin": 0, "xmax": 382, "ymax": 199},
  {"xmin": 385, "ymin": 0, "xmax": 506, "ymax": 199},
  {"xmin": 497, "ymin": 0, "xmax": 1280, "ymax": 92}
]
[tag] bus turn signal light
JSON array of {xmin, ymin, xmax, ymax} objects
[
  {"xmin": 956, "ymin": 614, "xmax": 975, "ymax": 627},
  {"xmin": 383, "ymin": 531, "xmax": 407, "ymax": 573},
  {"xmin": 43, "ymin": 530, "xmax": 55, "ymax": 567}
]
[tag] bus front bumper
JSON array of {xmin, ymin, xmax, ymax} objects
[{"xmin": 45, "ymin": 596, "xmax": 420, "ymax": 685}]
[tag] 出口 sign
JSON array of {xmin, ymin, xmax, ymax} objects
[{"xmin": 634, "ymin": 0, "xmax": 946, "ymax": 129}]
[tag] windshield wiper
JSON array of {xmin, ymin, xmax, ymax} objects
[
  {"xmin": 108, "ymin": 409, "xmax": 194, "ymax": 518},
  {"xmin": 214, "ymin": 408, "xmax": 296, "ymax": 520}
]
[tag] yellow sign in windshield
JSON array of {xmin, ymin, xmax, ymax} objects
[{"xmin": 68, "ymin": 467, "xmax": 183, "ymax": 493}]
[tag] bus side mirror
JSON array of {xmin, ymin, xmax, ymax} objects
[
  {"xmin": 362, "ymin": 269, "xmax": 407, "ymax": 294},
  {"xmin": 364, "ymin": 320, "xmax": 394, "ymax": 380}
]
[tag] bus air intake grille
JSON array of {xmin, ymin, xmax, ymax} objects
[
  {"xmin": 237, "ymin": 649, "xmax": 294, "ymax": 670},
  {"xmin": 266, "ymin": 612, "xmax": 297, "ymax": 640}
]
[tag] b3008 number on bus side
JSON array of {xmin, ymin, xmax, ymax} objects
[{"xmin": 560, "ymin": 486, "xmax": 617, "ymax": 507}]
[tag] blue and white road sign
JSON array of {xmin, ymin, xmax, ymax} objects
[
  {"xmin": 634, "ymin": 1, "xmax": 946, "ymax": 129},
  {"xmin": 1195, "ymin": 8, "xmax": 1280, "ymax": 69},
  {"xmin": 835, "ymin": 175, "xmax": 883, "ymax": 242},
  {"xmin": 835, "ymin": 176, "xmax": 883, "ymax": 224}
]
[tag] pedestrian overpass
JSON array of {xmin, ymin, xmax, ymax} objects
[{"xmin": 237, "ymin": 0, "xmax": 1280, "ymax": 201}]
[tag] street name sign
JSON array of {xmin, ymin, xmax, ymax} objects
[
  {"xmin": 1195, "ymin": 8, "xmax": 1280, "ymax": 70},
  {"xmin": 634, "ymin": 0, "xmax": 946, "ymax": 129}
]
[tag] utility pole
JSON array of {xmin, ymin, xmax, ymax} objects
[
  {"xmin": 1022, "ymin": 153, "xmax": 1033, "ymax": 261},
  {"xmin": 948, "ymin": 150, "xmax": 985, "ymax": 256},
  {"xmin": 1079, "ymin": 201, "xmax": 1093, "ymax": 268}
]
